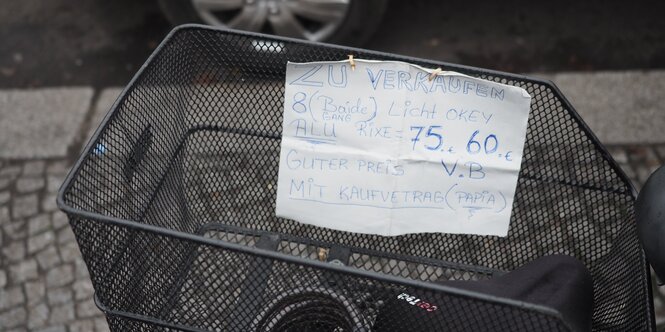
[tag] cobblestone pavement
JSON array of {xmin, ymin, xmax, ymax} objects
[
  {"xmin": 0, "ymin": 86, "xmax": 664, "ymax": 330},
  {"xmin": 0, "ymin": 159, "xmax": 109, "ymax": 331}
]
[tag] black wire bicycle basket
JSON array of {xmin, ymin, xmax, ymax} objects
[{"xmin": 58, "ymin": 25, "xmax": 655, "ymax": 331}]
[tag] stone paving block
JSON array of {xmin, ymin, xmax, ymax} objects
[
  {"xmin": 35, "ymin": 326, "xmax": 67, "ymax": 332},
  {"xmin": 0, "ymin": 202, "xmax": 9, "ymax": 218},
  {"xmin": 3, "ymin": 218, "xmax": 26, "ymax": 241},
  {"xmin": 0, "ymin": 165, "xmax": 21, "ymax": 179},
  {"xmin": 59, "ymin": 242, "xmax": 80, "ymax": 263},
  {"xmin": 12, "ymin": 193, "xmax": 39, "ymax": 219},
  {"xmin": 0, "ymin": 176, "xmax": 13, "ymax": 190},
  {"xmin": 95, "ymin": 318, "xmax": 110, "ymax": 332},
  {"xmin": 76, "ymin": 297, "xmax": 100, "ymax": 318},
  {"xmin": 0, "ymin": 205, "xmax": 8, "ymax": 222},
  {"xmin": 57, "ymin": 226, "xmax": 75, "ymax": 244},
  {"xmin": 25, "ymin": 280, "xmax": 46, "ymax": 306},
  {"xmin": 0, "ymin": 190, "xmax": 10, "ymax": 205},
  {"xmin": 0, "ymin": 87, "xmax": 94, "ymax": 158},
  {"xmin": 9, "ymin": 258, "xmax": 38, "ymax": 282},
  {"xmin": 28, "ymin": 302, "xmax": 50, "ymax": 329},
  {"xmin": 46, "ymin": 264, "xmax": 74, "ymax": 288},
  {"xmin": 47, "ymin": 174, "xmax": 64, "ymax": 193},
  {"xmin": 47, "ymin": 286, "xmax": 73, "ymax": 306},
  {"xmin": 29, "ymin": 213, "xmax": 52, "ymax": 235},
  {"xmin": 73, "ymin": 279, "xmax": 94, "ymax": 301},
  {"xmin": 70, "ymin": 319, "xmax": 95, "ymax": 332},
  {"xmin": 42, "ymin": 193, "xmax": 59, "ymax": 212},
  {"xmin": 0, "ymin": 166, "xmax": 20, "ymax": 176},
  {"xmin": 36, "ymin": 246, "xmax": 62, "ymax": 270},
  {"xmin": 0, "ymin": 306, "xmax": 27, "ymax": 329},
  {"xmin": 28, "ymin": 230, "xmax": 56, "ymax": 254},
  {"xmin": 23, "ymin": 160, "xmax": 46, "ymax": 176},
  {"xmin": 16, "ymin": 177, "xmax": 46, "ymax": 193},
  {"xmin": 0, "ymin": 286, "xmax": 25, "ymax": 311},
  {"xmin": 47, "ymin": 160, "xmax": 71, "ymax": 176},
  {"xmin": 51, "ymin": 211, "xmax": 69, "ymax": 230},
  {"xmin": 3, "ymin": 241, "xmax": 25, "ymax": 262},
  {"xmin": 74, "ymin": 257, "xmax": 89, "ymax": 279},
  {"xmin": 49, "ymin": 303, "xmax": 75, "ymax": 325},
  {"xmin": 0, "ymin": 270, "xmax": 6, "ymax": 288}
]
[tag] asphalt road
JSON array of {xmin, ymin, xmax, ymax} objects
[{"xmin": 1, "ymin": 0, "xmax": 664, "ymax": 88}]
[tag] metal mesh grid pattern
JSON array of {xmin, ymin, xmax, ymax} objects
[{"xmin": 58, "ymin": 25, "xmax": 654, "ymax": 331}]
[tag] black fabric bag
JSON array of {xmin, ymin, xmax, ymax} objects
[{"xmin": 374, "ymin": 255, "xmax": 594, "ymax": 332}]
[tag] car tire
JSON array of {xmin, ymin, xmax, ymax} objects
[{"xmin": 157, "ymin": 0, "xmax": 387, "ymax": 47}]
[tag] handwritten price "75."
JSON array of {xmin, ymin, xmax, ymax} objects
[{"xmin": 410, "ymin": 126, "xmax": 512, "ymax": 161}]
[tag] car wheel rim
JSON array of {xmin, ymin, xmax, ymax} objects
[{"xmin": 191, "ymin": 0, "xmax": 351, "ymax": 42}]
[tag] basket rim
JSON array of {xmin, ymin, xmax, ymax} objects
[{"xmin": 55, "ymin": 24, "xmax": 643, "ymax": 330}]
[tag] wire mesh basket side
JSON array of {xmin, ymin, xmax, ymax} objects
[{"xmin": 58, "ymin": 26, "xmax": 654, "ymax": 331}]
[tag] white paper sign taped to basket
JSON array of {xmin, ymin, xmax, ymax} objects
[{"xmin": 275, "ymin": 59, "xmax": 531, "ymax": 237}]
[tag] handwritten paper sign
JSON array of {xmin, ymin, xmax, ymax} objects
[{"xmin": 275, "ymin": 60, "xmax": 531, "ymax": 236}]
